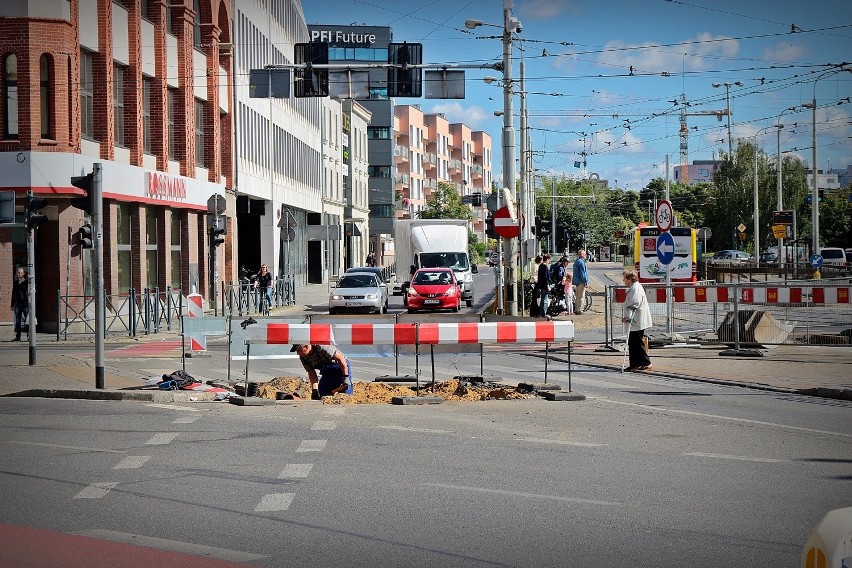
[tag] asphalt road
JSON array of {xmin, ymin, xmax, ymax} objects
[{"xmin": 1, "ymin": 349, "xmax": 849, "ymax": 567}]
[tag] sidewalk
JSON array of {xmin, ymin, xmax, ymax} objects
[{"xmin": 1, "ymin": 273, "xmax": 851, "ymax": 401}]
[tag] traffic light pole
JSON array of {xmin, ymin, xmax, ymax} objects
[
  {"xmin": 26, "ymin": 191, "xmax": 36, "ymax": 365},
  {"xmin": 92, "ymin": 163, "xmax": 105, "ymax": 389}
]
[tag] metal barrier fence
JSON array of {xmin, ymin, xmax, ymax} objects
[
  {"xmin": 57, "ymin": 287, "xmax": 183, "ymax": 340},
  {"xmin": 604, "ymin": 280, "xmax": 852, "ymax": 351},
  {"xmin": 220, "ymin": 276, "xmax": 296, "ymax": 318}
]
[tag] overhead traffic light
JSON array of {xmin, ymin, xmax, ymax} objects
[
  {"xmin": 388, "ymin": 42, "xmax": 423, "ymax": 97},
  {"xmin": 485, "ymin": 215, "xmax": 495, "ymax": 238},
  {"xmin": 294, "ymin": 43, "xmax": 329, "ymax": 98},
  {"xmin": 70, "ymin": 172, "xmax": 94, "ymax": 214},
  {"xmin": 25, "ymin": 195, "xmax": 48, "ymax": 231},
  {"xmin": 78, "ymin": 223, "xmax": 93, "ymax": 249}
]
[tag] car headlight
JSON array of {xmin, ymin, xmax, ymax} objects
[
  {"xmin": 366, "ymin": 294, "xmax": 378, "ymax": 300},
  {"xmin": 331, "ymin": 294, "xmax": 343, "ymax": 300},
  {"xmin": 408, "ymin": 289, "xmax": 420, "ymax": 297}
]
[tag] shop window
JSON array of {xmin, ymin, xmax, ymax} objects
[
  {"xmin": 170, "ymin": 212, "xmax": 182, "ymax": 289},
  {"xmin": 114, "ymin": 64, "xmax": 125, "ymax": 147},
  {"xmin": 80, "ymin": 50, "xmax": 94, "ymax": 140}
]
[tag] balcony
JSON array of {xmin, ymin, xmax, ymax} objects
[
  {"xmin": 423, "ymin": 152, "xmax": 437, "ymax": 170},
  {"xmin": 471, "ymin": 164, "xmax": 483, "ymax": 179},
  {"xmin": 394, "ymin": 173, "xmax": 410, "ymax": 188},
  {"xmin": 393, "ymin": 146, "xmax": 409, "ymax": 164},
  {"xmin": 448, "ymin": 159, "xmax": 462, "ymax": 173}
]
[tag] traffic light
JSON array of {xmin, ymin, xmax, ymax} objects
[
  {"xmin": 388, "ymin": 42, "xmax": 423, "ymax": 97},
  {"xmin": 805, "ymin": 190, "xmax": 825, "ymax": 204},
  {"xmin": 78, "ymin": 223, "xmax": 93, "ymax": 249},
  {"xmin": 485, "ymin": 215, "xmax": 495, "ymax": 238},
  {"xmin": 210, "ymin": 220, "xmax": 226, "ymax": 248},
  {"xmin": 294, "ymin": 43, "xmax": 329, "ymax": 98},
  {"xmin": 537, "ymin": 217, "xmax": 552, "ymax": 240},
  {"xmin": 25, "ymin": 195, "xmax": 48, "ymax": 231},
  {"xmin": 70, "ymin": 173, "xmax": 94, "ymax": 214}
]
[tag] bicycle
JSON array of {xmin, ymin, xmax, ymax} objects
[{"xmin": 257, "ymin": 287, "xmax": 271, "ymax": 316}]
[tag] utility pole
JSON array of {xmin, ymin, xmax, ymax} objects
[
  {"xmin": 501, "ymin": 0, "xmax": 518, "ymax": 316},
  {"xmin": 92, "ymin": 164, "xmax": 105, "ymax": 388}
]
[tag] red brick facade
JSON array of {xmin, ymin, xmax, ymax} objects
[{"xmin": 0, "ymin": 0, "xmax": 234, "ymax": 331}]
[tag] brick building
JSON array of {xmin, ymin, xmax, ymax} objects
[{"xmin": 0, "ymin": 0, "xmax": 234, "ymax": 332}]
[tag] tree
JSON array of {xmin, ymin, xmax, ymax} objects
[{"xmin": 419, "ymin": 182, "xmax": 471, "ymax": 220}]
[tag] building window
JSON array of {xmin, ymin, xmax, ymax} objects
[
  {"xmin": 40, "ymin": 55, "xmax": 51, "ymax": 139},
  {"xmin": 195, "ymin": 98, "xmax": 204, "ymax": 167},
  {"xmin": 80, "ymin": 50, "xmax": 94, "ymax": 140},
  {"xmin": 113, "ymin": 64, "xmax": 125, "ymax": 147},
  {"xmin": 117, "ymin": 203, "xmax": 132, "ymax": 291},
  {"xmin": 142, "ymin": 77, "xmax": 152, "ymax": 153},
  {"xmin": 367, "ymin": 126, "xmax": 391, "ymax": 139},
  {"xmin": 369, "ymin": 204, "xmax": 394, "ymax": 218},
  {"xmin": 167, "ymin": 89, "xmax": 176, "ymax": 160},
  {"xmin": 3, "ymin": 54, "xmax": 18, "ymax": 139},
  {"xmin": 368, "ymin": 165, "xmax": 391, "ymax": 178},
  {"xmin": 170, "ymin": 212, "xmax": 182, "ymax": 289},
  {"xmin": 145, "ymin": 207, "xmax": 158, "ymax": 289},
  {"xmin": 193, "ymin": 0, "xmax": 202, "ymax": 47}
]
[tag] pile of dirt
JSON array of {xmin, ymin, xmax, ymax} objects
[{"xmin": 254, "ymin": 376, "xmax": 534, "ymax": 404}]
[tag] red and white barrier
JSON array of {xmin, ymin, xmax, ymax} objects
[
  {"xmin": 244, "ymin": 321, "xmax": 574, "ymax": 346},
  {"xmin": 615, "ymin": 286, "xmax": 851, "ymax": 305},
  {"xmin": 186, "ymin": 293, "xmax": 205, "ymax": 351}
]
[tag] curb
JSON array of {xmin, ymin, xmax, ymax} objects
[{"xmin": 3, "ymin": 389, "xmax": 220, "ymax": 402}]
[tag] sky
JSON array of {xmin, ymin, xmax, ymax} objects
[{"xmin": 302, "ymin": 0, "xmax": 852, "ymax": 192}]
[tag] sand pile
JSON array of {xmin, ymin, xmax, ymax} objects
[{"xmin": 254, "ymin": 376, "xmax": 534, "ymax": 404}]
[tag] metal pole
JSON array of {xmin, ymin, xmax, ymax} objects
[
  {"xmin": 519, "ymin": 57, "xmax": 527, "ymax": 316},
  {"xmin": 776, "ymin": 121, "xmax": 784, "ymax": 267},
  {"xmin": 754, "ymin": 142, "xmax": 760, "ymax": 256},
  {"xmin": 550, "ymin": 175, "xmax": 556, "ymax": 254},
  {"xmin": 502, "ymin": 1, "xmax": 518, "ymax": 316},
  {"xmin": 810, "ymin": 93, "xmax": 819, "ymax": 254},
  {"xmin": 725, "ymin": 85, "xmax": 732, "ymax": 156},
  {"xmin": 93, "ymin": 163, "xmax": 105, "ymax": 388},
  {"xmin": 26, "ymin": 192, "xmax": 36, "ymax": 365}
]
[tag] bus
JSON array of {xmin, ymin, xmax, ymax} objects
[{"xmin": 633, "ymin": 226, "xmax": 698, "ymax": 283}]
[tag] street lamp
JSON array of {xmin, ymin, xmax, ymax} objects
[
  {"xmin": 775, "ymin": 106, "xmax": 798, "ymax": 266},
  {"xmin": 465, "ymin": 3, "xmax": 522, "ymax": 315},
  {"xmin": 749, "ymin": 125, "xmax": 780, "ymax": 256},
  {"xmin": 805, "ymin": 65, "xmax": 852, "ymax": 254},
  {"xmin": 712, "ymin": 81, "xmax": 744, "ymax": 156}
]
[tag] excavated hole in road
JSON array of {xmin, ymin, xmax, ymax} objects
[{"xmin": 255, "ymin": 376, "xmax": 536, "ymax": 404}]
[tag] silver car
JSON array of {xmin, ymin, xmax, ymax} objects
[{"xmin": 329, "ymin": 272, "xmax": 388, "ymax": 314}]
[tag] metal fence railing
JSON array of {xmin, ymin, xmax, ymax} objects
[
  {"xmin": 57, "ymin": 287, "xmax": 183, "ymax": 340},
  {"xmin": 604, "ymin": 280, "xmax": 852, "ymax": 351}
]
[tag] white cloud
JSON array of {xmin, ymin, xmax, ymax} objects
[
  {"xmin": 761, "ymin": 42, "xmax": 808, "ymax": 63},
  {"xmin": 595, "ymin": 33, "xmax": 740, "ymax": 74},
  {"xmin": 427, "ymin": 102, "xmax": 492, "ymax": 129},
  {"xmin": 516, "ymin": 0, "xmax": 576, "ymax": 19}
]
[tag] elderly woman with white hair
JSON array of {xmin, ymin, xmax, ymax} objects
[{"xmin": 621, "ymin": 270, "xmax": 653, "ymax": 371}]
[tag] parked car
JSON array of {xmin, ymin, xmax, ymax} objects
[
  {"xmin": 708, "ymin": 250, "xmax": 752, "ymax": 264},
  {"xmin": 846, "ymin": 249, "xmax": 852, "ymax": 266},
  {"xmin": 406, "ymin": 268, "xmax": 461, "ymax": 313},
  {"xmin": 758, "ymin": 251, "xmax": 778, "ymax": 265},
  {"xmin": 345, "ymin": 266, "xmax": 390, "ymax": 291},
  {"xmin": 818, "ymin": 247, "xmax": 846, "ymax": 268},
  {"xmin": 328, "ymin": 272, "xmax": 388, "ymax": 315}
]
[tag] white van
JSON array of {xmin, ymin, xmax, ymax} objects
[{"xmin": 818, "ymin": 247, "xmax": 846, "ymax": 267}]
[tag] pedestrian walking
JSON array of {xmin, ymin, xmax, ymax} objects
[
  {"xmin": 573, "ymin": 249, "xmax": 589, "ymax": 314},
  {"xmin": 10, "ymin": 267, "xmax": 28, "ymax": 341},
  {"xmin": 529, "ymin": 255, "xmax": 542, "ymax": 317},
  {"xmin": 563, "ymin": 272, "xmax": 575, "ymax": 315},
  {"xmin": 536, "ymin": 253, "xmax": 552, "ymax": 318},
  {"xmin": 621, "ymin": 270, "xmax": 653, "ymax": 371},
  {"xmin": 254, "ymin": 263, "xmax": 273, "ymax": 311},
  {"xmin": 292, "ymin": 343, "xmax": 353, "ymax": 399}
]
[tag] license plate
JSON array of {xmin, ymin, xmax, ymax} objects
[
  {"xmin": 345, "ymin": 302, "xmax": 362, "ymax": 307},
  {"xmin": 424, "ymin": 299, "xmax": 440, "ymax": 304}
]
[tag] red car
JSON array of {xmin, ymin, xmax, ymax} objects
[{"xmin": 406, "ymin": 268, "xmax": 461, "ymax": 313}]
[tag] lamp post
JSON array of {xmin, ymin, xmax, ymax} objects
[
  {"xmin": 805, "ymin": 65, "xmax": 852, "ymax": 254},
  {"xmin": 749, "ymin": 126, "xmax": 779, "ymax": 256},
  {"xmin": 712, "ymin": 81, "xmax": 743, "ymax": 156},
  {"xmin": 465, "ymin": 3, "xmax": 522, "ymax": 315},
  {"xmin": 775, "ymin": 106, "xmax": 797, "ymax": 266}
]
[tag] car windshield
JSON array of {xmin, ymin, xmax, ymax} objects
[
  {"xmin": 337, "ymin": 275, "xmax": 377, "ymax": 288},
  {"xmin": 420, "ymin": 252, "xmax": 469, "ymax": 272},
  {"xmin": 821, "ymin": 249, "xmax": 844, "ymax": 259},
  {"xmin": 414, "ymin": 271, "xmax": 453, "ymax": 285}
]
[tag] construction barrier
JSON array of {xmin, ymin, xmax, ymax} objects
[{"xmin": 606, "ymin": 280, "xmax": 852, "ymax": 350}]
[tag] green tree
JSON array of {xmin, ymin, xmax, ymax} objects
[
  {"xmin": 419, "ymin": 182, "xmax": 471, "ymax": 220},
  {"xmin": 819, "ymin": 192, "xmax": 851, "ymax": 248}
]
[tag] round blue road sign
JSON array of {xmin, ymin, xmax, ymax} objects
[
  {"xmin": 809, "ymin": 254, "xmax": 824, "ymax": 269},
  {"xmin": 656, "ymin": 232, "xmax": 675, "ymax": 265}
]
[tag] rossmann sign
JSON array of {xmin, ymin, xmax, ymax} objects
[{"xmin": 308, "ymin": 25, "xmax": 391, "ymax": 48}]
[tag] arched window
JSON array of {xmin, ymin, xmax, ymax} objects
[
  {"xmin": 40, "ymin": 54, "xmax": 51, "ymax": 139},
  {"xmin": 193, "ymin": 0, "xmax": 202, "ymax": 47},
  {"xmin": 3, "ymin": 54, "xmax": 18, "ymax": 139}
]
